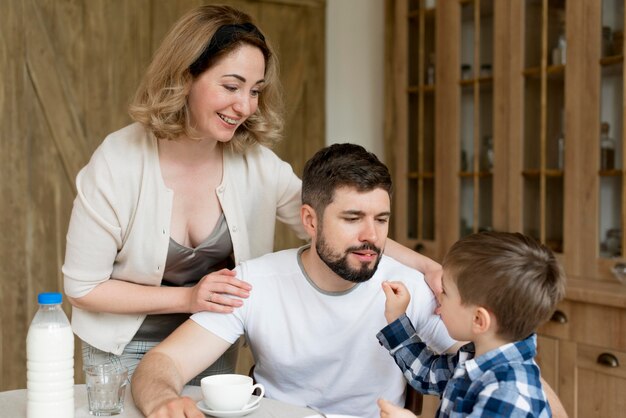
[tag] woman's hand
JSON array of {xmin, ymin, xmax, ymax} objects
[
  {"xmin": 382, "ymin": 238, "xmax": 443, "ymax": 295},
  {"xmin": 423, "ymin": 265, "xmax": 443, "ymax": 296},
  {"xmin": 381, "ymin": 281, "xmax": 411, "ymax": 324},
  {"xmin": 377, "ymin": 398, "xmax": 417, "ymax": 418},
  {"xmin": 188, "ymin": 269, "xmax": 252, "ymax": 313}
]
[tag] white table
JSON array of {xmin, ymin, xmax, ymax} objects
[{"xmin": 0, "ymin": 384, "xmax": 317, "ymax": 417}]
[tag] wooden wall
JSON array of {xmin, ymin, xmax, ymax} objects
[{"xmin": 0, "ymin": 0, "xmax": 325, "ymax": 390}]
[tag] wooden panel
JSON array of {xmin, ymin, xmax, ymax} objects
[
  {"xmin": 569, "ymin": 302, "xmax": 626, "ymax": 351},
  {"xmin": 419, "ymin": 394, "xmax": 440, "ymax": 418},
  {"xmin": 575, "ymin": 344, "xmax": 626, "ymax": 418},
  {"xmin": 492, "ymin": 0, "xmax": 510, "ymax": 231},
  {"xmin": 383, "ymin": 0, "xmax": 397, "ymax": 192},
  {"xmin": 436, "ymin": 0, "xmax": 461, "ymax": 257},
  {"xmin": 25, "ymin": 0, "xmax": 90, "ymax": 187},
  {"xmin": 0, "ymin": 0, "xmax": 29, "ymax": 392},
  {"xmin": 258, "ymin": 1, "xmax": 325, "ymax": 251},
  {"xmin": 536, "ymin": 335, "xmax": 560, "ymax": 392},
  {"xmin": 558, "ymin": 340, "xmax": 577, "ymax": 417},
  {"xmin": 576, "ymin": 0, "xmax": 602, "ymax": 279},
  {"xmin": 83, "ymin": 0, "xmax": 152, "ymax": 150},
  {"xmin": 388, "ymin": 0, "xmax": 410, "ymax": 247},
  {"xmin": 507, "ymin": 0, "xmax": 524, "ymax": 231},
  {"xmin": 578, "ymin": 367, "xmax": 626, "ymax": 418}
]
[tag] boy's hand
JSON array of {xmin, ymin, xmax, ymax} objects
[
  {"xmin": 382, "ymin": 281, "xmax": 411, "ymax": 324},
  {"xmin": 377, "ymin": 398, "xmax": 417, "ymax": 418}
]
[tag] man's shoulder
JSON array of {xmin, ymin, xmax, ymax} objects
[
  {"xmin": 378, "ymin": 255, "xmax": 425, "ymax": 276},
  {"xmin": 236, "ymin": 248, "xmax": 302, "ymax": 281},
  {"xmin": 377, "ymin": 255, "xmax": 429, "ymax": 290}
]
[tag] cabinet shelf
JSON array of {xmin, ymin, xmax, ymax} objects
[
  {"xmin": 408, "ymin": 8, "xmax": 436, "ymax": 19},
  {"xmin": 599, "ymin": 169, "xmax": 624, "ymax": 176},
  {"xmin": 522, "ymin": 65, "xmax": 566, "ymax": 79},
  {"xmin": 407, "ymin": 85, "xmax": 435, "ymax": 94},
  {"xmin": 459, "ymin": 76, "xmax": 494, "ymax": 86},
  {"xmin": 600, "ymin": 55, "xmax": 624, "ymax": 66},
  {"xmin": 407, "ymin": 171, "xmax": 435, "ymax": 179},
  {"xmin": 521, "ymin": 169, "xmax": 565, "ymax": 178},
  {"xmin": 459, "ymin": 171, "xmax": 493, "ymax": 178}
]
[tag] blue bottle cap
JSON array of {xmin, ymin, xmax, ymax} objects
[{"xmin": 38, "ymin": 292, "xmax": 62, "ymax": 304}]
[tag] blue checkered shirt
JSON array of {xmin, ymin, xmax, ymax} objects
[{"xmin": 377, "ymin": 314, "xmax": 551, "ymax": 417}]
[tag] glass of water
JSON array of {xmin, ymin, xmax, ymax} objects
[{"xmin": 84, "ymin": 364, "xmax": 128, "ymax": 416}]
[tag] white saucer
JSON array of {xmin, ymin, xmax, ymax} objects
[{"xmin": 196, "ymin": 400, "xmax": 260, "ymax": 417}]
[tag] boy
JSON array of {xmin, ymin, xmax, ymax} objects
[{"xmin": 377, "ymin": 232, "xmax": 566, "ymax": 418}]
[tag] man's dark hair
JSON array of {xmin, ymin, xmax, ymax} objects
[{"xmin": 302, "ymin": 143, "xmax": 392, "ymax": 215}]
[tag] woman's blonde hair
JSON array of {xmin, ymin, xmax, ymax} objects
[{"xmin": 128, "ymin": 5, "xmax": 283, "ymax": 152}]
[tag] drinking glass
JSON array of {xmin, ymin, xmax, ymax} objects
[{"xmin": 84, "ymin": 364, "xmax": 128, "ymax": 416}]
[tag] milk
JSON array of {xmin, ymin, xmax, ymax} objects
[
  {"xmin": 26, "ymin": 293, "xmax": 75, "ymax": 418},
  {"xmin": 27, "ymin": 324, "xmax": 74, "ymax": 361}
]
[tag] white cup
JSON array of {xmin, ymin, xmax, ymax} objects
[{"xmin": 200, "ymin": 374, "xmax": 265, "ymax": 412}]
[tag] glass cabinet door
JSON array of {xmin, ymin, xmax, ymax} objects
[
  {"xmin": 599, "ymin": 0, "xmax": 624, "ymax": 259},
  {"xmin": 598, "ymin": 0, "xmax": 625, "ymax": 273},
  {"xmin": 521, "ymin": 0, "xmax": 566, "ymax": 254},
  {"xmin": 459, "ymin": 0, "xmax": 494, "ymax": 237},
  {"xmin": 404, "ymin": 0, "xmax": 436, "ymax": 245}
]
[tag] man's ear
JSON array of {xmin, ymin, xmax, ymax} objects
[
  {"xmin": 301, "ymin": 204, "xmax": 318, "ymax": 238},
  {"xmin": 472, "ymin": 307, "xmax": 493, "ymax": 334}
]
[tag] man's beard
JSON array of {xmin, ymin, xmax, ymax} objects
[{"xmin": 316, "ymin": 235, "xmax": 382, "ymax": 284}]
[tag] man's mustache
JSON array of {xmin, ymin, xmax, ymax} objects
[{"xmin": 346, "ymin": 243, "xmax": 381, "ymax": 255}]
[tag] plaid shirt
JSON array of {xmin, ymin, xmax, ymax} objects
[{"xmin": 377, "ymin": 314, "xmax": 551, "ymax": 417}]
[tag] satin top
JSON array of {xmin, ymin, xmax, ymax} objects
[{"xmin": 134, "ymin": 214, "xmax": 234, "ymax": 341}]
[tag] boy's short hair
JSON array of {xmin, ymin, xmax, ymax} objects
[
  {"xmin": 442, "ymin": 231, "xmax": 566, "ymax": 341},
  {"xmin": 301, "ymin": 143, "xmax": 392, "ymax": 216}
]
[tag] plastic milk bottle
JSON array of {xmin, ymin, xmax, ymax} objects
[{"xmin": 26, "ymin": 292, "xmax": 75, "ymax": 418}]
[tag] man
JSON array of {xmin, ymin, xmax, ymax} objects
[
  {"xmin": 132, "ymin": 143, "xmax": 456, "ymax": 418},
  {"xmin": 132, "ymin": 144, "xmax": 567, "ymax": 418}
]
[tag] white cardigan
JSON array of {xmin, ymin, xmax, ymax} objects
[{"xmin": 63, "ymin": 123, "xmax": 306, "ymax": 354}]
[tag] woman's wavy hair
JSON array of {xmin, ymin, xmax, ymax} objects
[{"xmin": 128, "ymin": 5, "xmax": 283, "ymax": 152}]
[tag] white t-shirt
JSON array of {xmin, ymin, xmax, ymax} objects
[{"xmin": 191, "ymin": 246, "xmax": 454, "ymax": 418}]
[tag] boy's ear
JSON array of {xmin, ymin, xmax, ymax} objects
[{"xmin": 472, "ymin": 306, "xmax": 493, "ymax": 334}]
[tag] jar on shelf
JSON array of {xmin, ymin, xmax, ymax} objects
[
  {"xmin": 480, "ymin": 135, "xmax": 494, "ymax": 171},
  {"xmin": 613, "ymin": 30, "xmax": 624, "ymax": 55},
  {"xmin": 603, "ymin": 228, "xmax": 622, "ymax": 257},
  {"xmin": 556, "ymin": 108, "xmax": 565, "ymax": 170},
  {"xmin": 480, "ymin": 64, "xmax": 492, "ymax": 78},
  {"xmin": 557, "ymin": 133, "xmax": 564, "ymax": 170},
  {"xmin": 602, "ymin": 26, "xmax": 613, "ymax": 58},
  {"xmin": 551, "ymin": 34, "xmax": 566, "ymax": 66},
  {"xmin": 600, "ymin": 122, "xmax": 615, "ymax": 170},
  {"xmin": 461, "ymin": 64, "xmax": 472, "ymax": 80},
  {"xmin": 460, "ymin": 149, "xmax": 468, "ymax": 172},
  {"xmin": 426, "ymin": 53, "xmax": 435, "ymax": 85}
]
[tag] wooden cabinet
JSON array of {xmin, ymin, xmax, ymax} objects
[
  {"xmin": 536, "ymin": 281, "xmax": 626, "ymax": 417},
  {"xmin": 386, "ymin": 0, "xmax": 626, "ymax": 277},
  {"xmin": 385, "ymin": 0, "xmax": 626, "ymax": 416}
]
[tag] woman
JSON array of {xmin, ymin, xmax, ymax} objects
[{"xmin": 62, "ymin": 4, "xmax": 441, "ymax": 383}]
